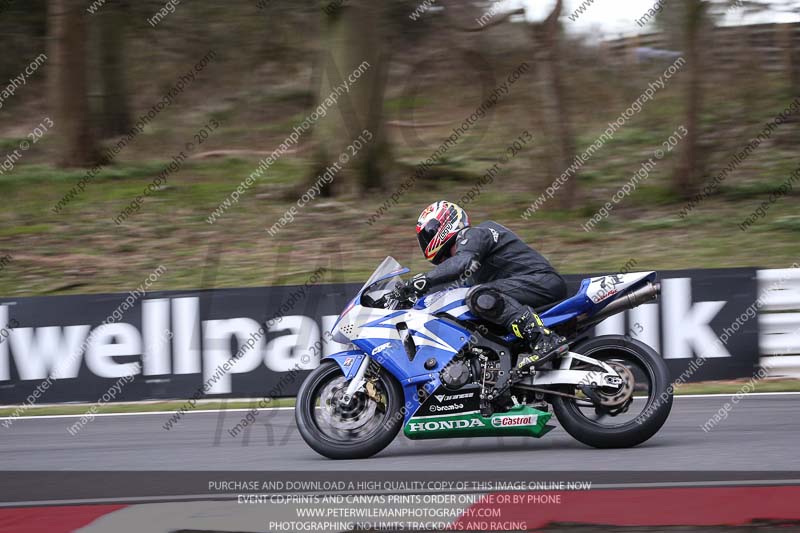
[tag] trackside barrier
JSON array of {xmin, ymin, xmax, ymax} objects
[
  {"xmin": 0, "ymin": 267, "xmax": 797, "ymax": 405},
  {"xmin": 758, "ymin": 268, "xmax": 800, "ymax": 377}
]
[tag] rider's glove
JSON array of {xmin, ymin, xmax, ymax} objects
[
  {"xmin": 406, "ymin": 273, "xmax": 431, "ymax": 297},
  {"xmin": 389, "ymin": 274, "xmax": 431, "ymax": 304}
]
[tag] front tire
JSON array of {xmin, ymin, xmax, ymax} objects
[
  {"xmin": 552, "ymin": 335, "xmax": 672, "ymax": 448},
  {"xmin": 295, "ymin": 360, "xmax": 404, "ymax": 459}
]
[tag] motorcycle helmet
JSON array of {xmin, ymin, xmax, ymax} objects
[{"xmin": 416, "ymin": 201, "xmax": 470, "ymax": 265}]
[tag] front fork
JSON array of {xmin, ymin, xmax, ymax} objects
[
  {"xmin": 323, "ymin": 350, "xmax": 373, "ymax": 405},
  {"xmin": 340, "ymin": 355, "xmax": 370, "ymax": 405}
]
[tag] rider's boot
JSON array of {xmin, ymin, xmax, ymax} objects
[{"xmin": 510, "ymin": 308, "xmax": 569, "ymax": 372}]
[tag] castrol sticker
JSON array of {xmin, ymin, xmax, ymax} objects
[{"xmin": 491, "ymin": 414, "xmax": 537, "ymax": 427}]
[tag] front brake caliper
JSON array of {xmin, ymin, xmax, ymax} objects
[{"xmin": 365, "ymin": 380, "xmax": 382, "ymax": 403}]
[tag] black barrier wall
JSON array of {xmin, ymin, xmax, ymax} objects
[{"xmin": 0, "ymin": 268, "xmax": 759, "ymax": 404}]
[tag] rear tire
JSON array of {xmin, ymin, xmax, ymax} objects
[
  {"xmin": 552, "ymin": 335, "xmax": 672, "ymax": 448},
  {"xmin": 295, "ymin": 361, "xmax": 404, "ymax": 459}
]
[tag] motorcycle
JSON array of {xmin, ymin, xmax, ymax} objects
[{"xmin": 295, "ymin": 256, "xmax": 672, "ymax": 459}]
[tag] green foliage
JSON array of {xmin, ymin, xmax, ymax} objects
[
  {"xmin": 0, "ymin": 223, "xmax": 51, "ymax": 238},
  {"xmin": 1, "ymin": 1, "xmax": 800, "ymax": 296},
  {"xmin": 769, "ymin": 215, "xmax": 800, "ymax": 233},
  {"xmin": 630, "ymin": 185, "xmax": 683, "ymax": 206},
  {"xmin": 385, "ymin": 95, "xmax": 432, "ymax": 112},
  {"xmin": 721, "ymin": 176, "xmax": 800, "ymax": 199},
  {"xmin": 0, "ymin": 138, "xmax": 24, "ymax": 152}
]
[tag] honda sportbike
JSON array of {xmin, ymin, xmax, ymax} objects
[{"xmin": 296, "ymin": 257, "xmax": 672, "ymax": 459}]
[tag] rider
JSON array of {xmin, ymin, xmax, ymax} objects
[{"xmin": 398, "ymin": 200, "xmax": 569, "ymax": 371}]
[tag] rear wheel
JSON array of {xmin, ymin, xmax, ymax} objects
[
  {"xmin": 295, "ymin": 361, "xmax": 404, "ymax": 459},
  {"xmin": 552, "ymin": 335, "xmax": 672, "ymax": 448}
]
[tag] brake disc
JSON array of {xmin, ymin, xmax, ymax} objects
[{"xmin": 317, "ymin": 377, "xmax": 377, "ymax": 431}]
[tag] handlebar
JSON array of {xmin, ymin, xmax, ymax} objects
[{"xmin": 381, "ymin": 284, "xmax": 417, "ymax": 310}]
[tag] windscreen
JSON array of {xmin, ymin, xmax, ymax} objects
[
  {"xmin": 330, "ymin": 257, "xmax": 407, "ymax": 341},
  {"xmin": 360, "ymin": 256, "xmax": 406, "ymax": 303}
]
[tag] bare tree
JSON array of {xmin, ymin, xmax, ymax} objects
[
  {"xmin": 311, "ymin": 0, "xmax": 392, "ymax": 196},
  {"xmin": 453, "ymin": 0, "xmax": 578, "ymax": 209},
  {"xmin": 672, "ymin": 0, "xmax": 708, "ymax": 198},
  {"xmin": 656, "ymin": 0, "xmax": 750, "ymax": 198},
  {"xmin": 49, "ymin": 0, "xmax": 101, "ymax": 167},
  {"xmin": 97, "ymin": 0, "xmax": 132, "ymax": 137},
  {"xmin": 533, "ymin": 0, "xmax": 578, "ymax": 208}
]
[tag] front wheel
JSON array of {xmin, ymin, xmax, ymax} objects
[
  {"xmin": 552, "ymin": 335, "xmax": 673, "ymax": 448},
  {"xmin": 295, "ymin": 360, "xmax": 404, "ymax": 459}
]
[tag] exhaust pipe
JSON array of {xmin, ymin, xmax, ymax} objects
[{"xmin": 581, "ymin": 281, "xmax": 661, "ymax": 329}]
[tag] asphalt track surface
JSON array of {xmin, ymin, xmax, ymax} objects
[{"xmin": 2, "ymin": 394, "xmax": 799, "ymax": 472}]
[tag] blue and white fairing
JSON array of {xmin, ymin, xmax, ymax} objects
[
  {"xmin": 537, "ymin": 271, "xmax": 658, "ymax": 325},
  {"xmin": 327, "ymin": 258, "xmax": 474, "ymax": 420},
  {"xmin": 410, "ymin": 270, "xmax": 657, "ymax": 338},
  {"xmin": 325, "ymin": 256, "xmax": 657, "ymax": 422},
  {"xmin": 414, "ymin": 288, "xmax": 476, "ymax": 320},
  {"xmin": 410, "ymin": 271, "xmax": 659, "ymax": 328},
  {"xmin": 330, "ymin": 306, "xmax": 472, "ymax": 419}
]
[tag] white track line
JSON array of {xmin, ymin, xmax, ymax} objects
[
  {"xmin": 1, "ymin": 391, "xmax": 798, "ymax": 422},
  {"xmin": 0, "ymin": 407, "xmax": 294, "ymax": 422},
  {"xmin": 675, "ymin": 391, "xmax": 800, "ymax": 398}
]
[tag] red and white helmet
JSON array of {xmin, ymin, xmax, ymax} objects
[{"xmin": 416, "ymin": 201, "xmax": 470, "ymax": 264}]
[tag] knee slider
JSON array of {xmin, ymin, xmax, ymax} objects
[{"xmin": 466, "ymin": 286, "xmax": 505, "ymax": 321}]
